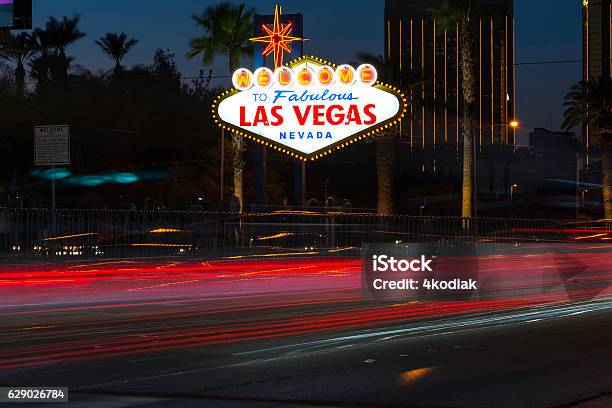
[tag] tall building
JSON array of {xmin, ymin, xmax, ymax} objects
[
  {"xmin": 582, "ymin": 0, "xmax": 610, "ymax": 167},
  {"xmin": 384, "ymin": 0, "xmax": 516, "ymax": 154},
  {"xmin": 583, "ymin": 0, "xmax": 610, "ymax": 81}
]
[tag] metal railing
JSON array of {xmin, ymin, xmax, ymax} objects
[{"xmin": 0, "ymin": 208, "xmax": 602, "ymax": 261}]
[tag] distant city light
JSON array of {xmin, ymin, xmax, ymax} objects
[{"xmin": 510, "ymin": 120, "xmax": 520, "ymax": 128}]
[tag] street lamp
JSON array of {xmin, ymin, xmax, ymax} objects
[
  {"xmin": 510, "ymin": 184, "xmax": 518, "ymax": 201},
  {"xmin": 510, "ymin": 120, "xmax": 520, "ymax": 129}
]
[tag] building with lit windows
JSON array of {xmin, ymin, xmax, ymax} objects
[
  {"xmin": 384, "ymin": 0, "xmax": 516, "ymax": 156},
  {"xmin": 582, "ymin": 0, "xmax": 610, "ymax": 167}
]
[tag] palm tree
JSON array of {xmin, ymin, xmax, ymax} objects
[
  {"xmin": 30, "ymin": 27, "xmax": 56, "ymax": 56},
  {"xmin": 354, "ymin": 53, "xmax": 426, "ymax": 215},
  {"xmin": 432, "ymin": 0, "xmax": 476, "ymax": 221},
  {"xmin": 95, "ymin": 32, "xmax": 139, "ymax": 76},
  {"xmin": 0, "ymin": 32, "xmax": 38, "ymax": 95},
  {"xmin": 563, "ymin": 77, "xmax": 612, "ymax": 219},
  {"xmin": 187, "ymin": 1, "xmax": 254, "ymax": 213},
  {"xmin": 45, "ymin": 15, "xmax": 86, "ymax": 80},
  {"xmin": 355, "ymin": 53, "xmax": 396, "ymax": 215},
  {"xmin": 28, "ymin": 50, "xmax": 57, "ymax": 85},
  {"xmin": 29, "ymin": 27, "xmax": 57, "ymax": 85}
]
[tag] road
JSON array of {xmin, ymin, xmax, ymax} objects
[{"xmin": 0, "ymin": 251, "xmax": 610, "ymax": 408}]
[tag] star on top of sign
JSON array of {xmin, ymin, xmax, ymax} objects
[{"xmin": 249, "ymin": 4, "xmax": 307, "ymax": 69}]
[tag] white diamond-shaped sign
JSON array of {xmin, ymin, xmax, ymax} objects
[{"xmin": 213, "ymin": 56, "xmax": 406, "ymax": 161}]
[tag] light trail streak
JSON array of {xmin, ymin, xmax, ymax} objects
[
  {"xmin": 0, "ymin": 252, "xmax": 609, "ymax": 371},
  {"xmin": 236, "ymin": 300, "xmax": 612, "ymax": 357},
  {"xmin": 0, "ymin": 300, "xmax": 531, "ymax": 370},
  {"xmin": 41, "ymin": 233, "xmax": 99, "ymax": 241}
]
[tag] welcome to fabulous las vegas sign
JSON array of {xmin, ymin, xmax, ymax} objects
[{"xmin": 212, "ymin": 5, "xmax": 406, "ymax": 161}]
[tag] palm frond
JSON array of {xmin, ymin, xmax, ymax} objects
[
  {"xmin": 45, "ymin": 15, "xmax": 86, "ymax": 54},
  {"xmin": 562, "ymin": 77, "xmax": 612, "ymax": 134},
  {"xmin": 187, "ymin": 1, "xmax": 255, "ymax": 72},
  {"xmin": 0, "ymin": 32, "xmax": 38, "ymax": 66},
  {"xmin": 430, "ymin": 0, "xmax": 471, "ymax": 31},
  {"xmin": 95, "ymin": 32, "xmax": 139, "ymax": 68}
]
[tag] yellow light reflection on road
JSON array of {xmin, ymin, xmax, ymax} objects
[{"xmin": 398, "ymin": 367, "xmax": 436, "ymax": 385}]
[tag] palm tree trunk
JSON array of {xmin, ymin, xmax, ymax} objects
[
  {"xmin": 377, "ymin": 132, "xmax": 394, "ymax": 215},
  {"xmin": 602, "ymin": 138, "xmax": 612, "ymax": 219},
  {"xmin": 113, "ymin": 61, "xmax": 122, "ymax": 78},
  {"xmin": 59, "ymin": 49, "xmax": 69, "ymax": 81},
  {"xmin": 462, "ymin": 120, "xmax": 474, "ymax": 220},
  {"xmin": 459, "ymin": 23, "xmax": 476, "ymax": 222},
  {"xmin": 15, "ymin": 64, "xmax": 25, "ymax": 96},
  {"xmin": 229, "ymin": 56, "xmax": 245, "ymax": 213}
]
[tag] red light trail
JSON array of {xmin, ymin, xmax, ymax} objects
[{"xmin": 0, "ymin": 252, "xmax": 609, "ymax": 371}]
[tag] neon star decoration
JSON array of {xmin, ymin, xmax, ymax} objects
[{"xmin": 250, "ymin": 4, "xmax": 306, "ymax": 69}]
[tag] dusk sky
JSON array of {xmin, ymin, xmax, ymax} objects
[{"xmin": 29, "ymin": 0, "xmax": 582, "ymax": 142}]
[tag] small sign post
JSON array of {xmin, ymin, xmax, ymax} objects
[{"xmin": 34, "ymin": 125, "xmax": 70, "ymax": 211}]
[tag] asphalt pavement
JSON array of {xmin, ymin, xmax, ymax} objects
[{"xmin": 0, "ymin": 255, "xmax": 610, "ymax": 408}]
